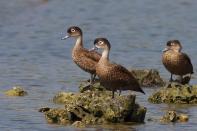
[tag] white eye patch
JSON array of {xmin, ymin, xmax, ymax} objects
[
  {"xmin": 98, "ymin": 41, "xmax": 104, "ymax": 45},
  {"xmin": 71, "ymin": 29, "xmax": 76, "ymax": 32}
]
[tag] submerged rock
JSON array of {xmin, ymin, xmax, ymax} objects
[
  {"xmin": 160, "ymin": 110, "xmax": 189, "ymax": 123},
  {"xmin": 148, "ymin": 83, "xmax": 197, "ymax": 104},
  {"xmin": 130, "ymin": 69, "xmax": 165, "ymax": 87},
  {"xmin": 4, "ymin": 86, "xmax": 28, "ymax": 96},
  {"xmin": 43, "ymin": 90, "xmax": 146, "ymax": 125}
]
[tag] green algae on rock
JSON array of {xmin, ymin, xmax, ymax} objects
[
  {"xmin": 43, "ymin": 90, "xmax": 146, "ymax": 125},
  {"xmin": 160, "ymin": 110, "xmax": 189, "ymax": 123},
  {"xmin": 4, "ymin": 86, "xmax": 28, "ymax": 96},
  {"xmin": 44, "ymin": 108, "xmax": 70, "ymax": 125},
  {"xmin": 79, "ymin": 80, "xmax": 106, "ymax": 93},
  {"xmin": 148, "ymin": 83, "xmax": 197, "ymax": 104},
  {"xmin": 72, "ymin": 121, "xmax": 86, "ymax": 128},
  {"xmin": 130, "ymin": 69, "xmax": 165, "ymax": 87}
]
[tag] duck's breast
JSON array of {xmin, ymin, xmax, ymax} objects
[{"xmin": 162, "ymin": 51, "xmax": 193, "ymax": 75}]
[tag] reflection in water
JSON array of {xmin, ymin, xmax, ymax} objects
[{"xmin": 0, "ymin": 0, "xmax": 197, "ymax": 131}]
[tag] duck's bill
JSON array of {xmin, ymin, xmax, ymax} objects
[
  {"xmin": 162, "ymin": 47, "xmax": 169, "ymax": 52},
  {"xmin": 61, "ymin": 35, "xmax": 70, "ymax": 40},
  {"xmin": 89, "ymin": 46, "xmax": 98, "ymax": 51}
]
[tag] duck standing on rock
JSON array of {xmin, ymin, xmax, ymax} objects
[
  {"xmin": 92, "ymin": 38, "xmax": 145, "ymax": 98},
  {"xmin": 162, "ymin": 40, "xmax": 193, "ymax": 83},
  {"xmin": 61, "ymin": 26, "xmax": 101, "ymax": 84}
]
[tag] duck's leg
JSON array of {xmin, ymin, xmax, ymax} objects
[
  {"xmin": 91, "ymin": 74, "xmax": 96, "ymax": 84},
  {"xmin": 81, "ymin": 74, "xmax": 94, "ymax": 91},
  {"xmin": 169, "ymin": 74, "xmax": 173, "ymax": 82},
  {"xmin": 90, "ymin": 74, "xmax": 93, "ymax": 84},
  {"xmin": 118, "ymin": 90, "xmax": 121, "ymax": 96}
]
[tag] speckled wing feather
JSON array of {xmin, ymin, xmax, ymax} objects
[
  {"xmin": 106, "ymin": 63, "xmax": 137, "ymax": 83},
  {"xmin": 83, "ymin": 49, "xmax": 101, "ymax": 61},
  {"xmin": 74, "ymin": 49, "xmax": 101, "ymax": 73}
]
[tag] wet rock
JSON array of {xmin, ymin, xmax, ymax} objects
[
  {"xmin": 53, "ymin": 92, "xmax": 75, "ymax": 104},
  {"xmin": 130, "ymin": 69, "xmax": 165, "ymax": 87},
  {"xmin": 72, "ymin": 121, "xmax": 86, "ymax": 128},
  {"xmin": 160, "ymin": 111, "xmax": 189, "ymax": 123},
  {"xmin": 4, "ymin": 86, "xmax": 28, "ymax": 96},
  {"xmin": 79, "ymin": 80, "xmax": 106, "ymax": 93},
  {"xmin": 44, "ymin": 108, "xmax": 70, "ymax": 125},
  {"xmin": 38, "ymin": 107, "xmax": 51, "ymax": 112},
  {"xmin": 148, "ymin": 82, "xmax": 197, "ymax": 104},
  {"xmin": 43, "ymin": 90, "xmax": 146, "ymax": 125}
]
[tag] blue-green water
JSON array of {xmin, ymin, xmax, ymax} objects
[{"xmin": 0, "ymin": 0, "xmax": 197, "ymax": 130}]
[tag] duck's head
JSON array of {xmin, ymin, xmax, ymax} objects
[
  {"xmin": 61, "ymin": 26, "xmax": 82, "ymax": 40},
  {"xmin": 93, "ymin": 38, "xmax": 111, "ymax": 51},
  {"xmin": 163, "ymin": 40, "xmax": 182, "ymax": 52}
]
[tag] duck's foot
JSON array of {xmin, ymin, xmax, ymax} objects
[
  {"xmin": 174, "ymin": 76, "xmax": 191, "ymax": 85},
  {"xmin": 80, "ymin": 83, "xmax": 93, "ymax": 92},
  {"xmin": 169, "ymin": 78, "xmax": 174, "ymax": 82}
]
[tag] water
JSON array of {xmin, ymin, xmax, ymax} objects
[{"xmin": 0, "ymin": 0, "xmax": 197, "ymax": 130}]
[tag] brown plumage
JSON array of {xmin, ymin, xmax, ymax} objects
[
  {"xmin": 62, "ymin": 26, "xmax": 101, "ymax": 83},
  {"xmin": 162, "ymin": 40, "xmax": 193, "ymax": 82},
  {"xmin": 93, "ymin": 38, "xmax": 145, "ymax": 98}
]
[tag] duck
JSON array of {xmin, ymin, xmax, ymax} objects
[
  {"xmin": 162, "ymin": 40, "xmax": 193, "ymax": 83},
  {"xmin": 61, "ymin": 26, "xmax": 101, "ymax": 84},
  {"xmin": 92, "ymin": 38, "xmax": 145, "ymax": 98}
]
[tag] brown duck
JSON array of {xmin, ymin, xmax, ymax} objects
[
  {"xmin": 92, "ymin": 38, "xmax": 145, "ymax": 98},
  {"xmin": 61, "ymin": 26, "xmax": 101, "ymax": 84},
  {"xmin": 162, "ymin": 40, "xmax": 193, "ymax": 83}
]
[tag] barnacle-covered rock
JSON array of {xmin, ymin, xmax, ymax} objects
[
  {"xmin": 130, "ymin": 69, "xmax": 165, "ymax": 87},
  {"xmin": 4, "ymin": 86, "xmax": 28, "ymax": 96},
  {"xmin": 148, "ymin": 83, "xmax": 197, "ymax": 104},
  {"xmin": 42, "ymin": 90, "xmax": 146, "ymax": 126},
  {"xmin": 160, "ymin": 110, "xmax": 189, "ymax": 123},
  {"xmin": 79, "ymin": 80, "xmax": 106, "ymax": 93}
]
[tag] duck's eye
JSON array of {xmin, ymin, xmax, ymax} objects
[
  {"xmin": 98, "ymin": 41, "xmax": 103, "ymax": 45},
  {"xmin": 71, "ymin": 29, "xmax": 76, "ymax": 32}
]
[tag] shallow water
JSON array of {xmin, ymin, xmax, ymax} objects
[{"xmin": 0, "ymin": 0, "xmax": 197, "ymax": 130}]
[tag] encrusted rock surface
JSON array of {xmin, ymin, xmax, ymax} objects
[
  {"xmin": 130, "ymin": 69, "xmax": 165, "ymax": 87},
  {"xmin": 41, "ymin": 90, "xmax": 146, "ymax": 126},
  {"xmin": 148, "ymin": 82, "xmax": 197, "ymax": 104},
  {"xmin": 160, "ymin": 110, "xmax": 189, "ymax": 123},
  {"xmin": 4, "ymin": 86, "xmax": 28, "ymax": 96}
]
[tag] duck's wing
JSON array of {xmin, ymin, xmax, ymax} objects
[
  {"xmin": 83, "ymin": 49, "xmax": 101, "ymax": 62},
  {"xmin": 182, "ymin": 53, "xmax": 193, "ymax": 73},
  {"xmin": 108, "ymin": 63, "xmax": 144, "ymax": 93},
  {"xmin": 75, "ymin": 49, "xmax": 101, "ymax": 72},
  {"xmin": 108, "ymin": 63, "xmax": 137, "ymax": 82}
]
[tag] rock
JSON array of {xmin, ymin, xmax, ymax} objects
[
  {"xmin": 4, "ymin": 86, "xmax": 28, "ymax": 96},
  {"xmin": 44, "ymin": 108, "xmax": 70, "ymax": 125},
  {"xmin": 38, "ymin": 107, "xmax": 51, "ymax": 112},
  {"xmin": 43, "ymin": 90, "xmax": 146, "ymax": 125},
  {"xmin": 130, "ymin": 69, "xmax": 165, "ymax": 87},
  {"xmin": 72, "ymin": 121, "xmax": 86, "ymax": 128},
  {"xmin": 53, "ymin": 92, "xmax": 75, "ymax": 104},
  {"xmin": 79, "ymin": 80, "xmax": 106, "ymax": 93},
  {"xmin": 160, "ymin": 110, "xmax": 189, "ymax": 123},
  {"xmin": 148, "ymin": 82, "xmax": 197, "ymax": 104},
  {"xmin": 177, "ymin": 114, "xmax": 189, "ymax": 122}
]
